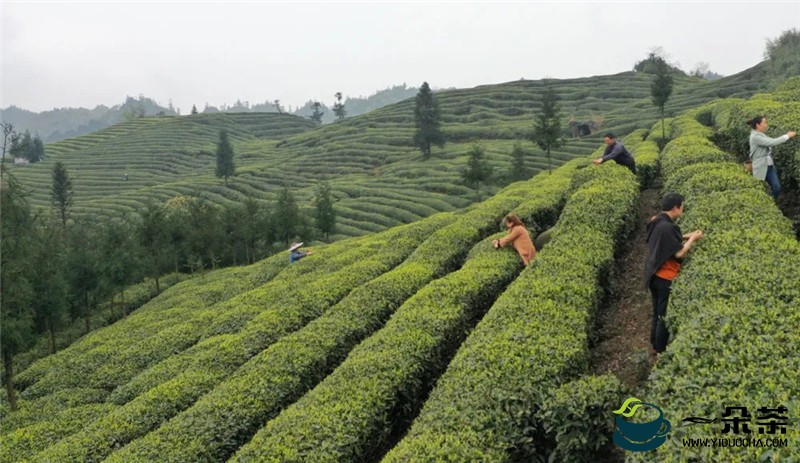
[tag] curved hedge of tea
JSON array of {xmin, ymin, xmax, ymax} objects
[
  {"xmin": 6, "ymin": 66, "xmax": 767, "ymax": 239},
  {"xmin": 383, "ymin": 162, "xmax": 639, "ymax": 462},
  {"xmin": 102, "ymin": 159, "xmax": 582, "ymax": 463},
  {"xmin": 626, "ymin": 110, "xmax": 800, "ymax": 462},
  {"xmin": 8, "ymin": 216, "xmax": 447, "ymax": 462}
]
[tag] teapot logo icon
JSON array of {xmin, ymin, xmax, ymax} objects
[{"xmin": 613, "ymin": 397, "xmax": 671, "ymax": 452}]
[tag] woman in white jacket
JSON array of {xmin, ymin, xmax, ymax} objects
[{"xmin": 747, "ymin": 115, "xmax": 796, "ymax": 200}]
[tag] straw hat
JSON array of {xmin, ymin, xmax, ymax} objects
[{"xmin": 289, "ymin": 242, "xmax": 304, "ymax": 252}]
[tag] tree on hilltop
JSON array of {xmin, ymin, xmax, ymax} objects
[
  {"xmin": 309, "ymin": 101, "xmax": 324, "ymax": 125},
  {"xmin": 274, "ymin": 99, "xmax": 284, "ymax": 114},
  {"xmin": 333, "ymin": 92, "xmax": 346, "ymax": 121},
  {"xmin": 764, "ymin": 28, "xmax": 800, "ymax": 88},
  {"xmin": 651, "ymin": 59, "xmax": 674, "ymax": 140},
  {"xmin": 191, "ymin": 104, "xmax": 198, "ymax": 115},
  {"xmin": 531, "ymin": 85, "xmax": 564, "ymax": 173},
  {"xmin": 633, "ymin": 48, "xmax": 685, "ymax": 75},
  {"xmin": 413, "ymin": 82, "xmax": 445, "ymax": 159},
  {"xmin": 215, "ymin": 130, "xmax": 235, "ymax": 184}
]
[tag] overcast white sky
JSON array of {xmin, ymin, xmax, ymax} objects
[{"xmin": 2, "ymin": 1, "xmax": 799, "ymax": 113}]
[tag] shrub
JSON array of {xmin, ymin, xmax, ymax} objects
[
  {"xmin": 382, "ymin": 163, "xmax": 638, "ymax": 462},
  {"xmin": 627, "ymin": 91, "xmax": 800, "ymax": 462}
]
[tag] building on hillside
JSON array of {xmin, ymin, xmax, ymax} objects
[{"xmin": 14, "ymin": 157, "xmax": 29, "ymax": 166}]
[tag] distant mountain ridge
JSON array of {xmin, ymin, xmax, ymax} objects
[{"xmin": 0, "ymin": 85, "xmax": 420, "ymax": 143}]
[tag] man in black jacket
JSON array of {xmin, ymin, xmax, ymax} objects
[
  {"xmin": 593, "ymin": 132, "xmax": 637, "ymax": 174},
  {"xmin": 644, "ymin": 192, "xmax": 703, "ymax": 353}
]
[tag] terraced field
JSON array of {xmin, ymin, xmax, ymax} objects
[
  {"xmin": 3, "ymin": 70, "xmax": 798, "ymax": 463},
  {"xmin": 7, "ymin": 65, "xmax": 767, "ymax": 241}
]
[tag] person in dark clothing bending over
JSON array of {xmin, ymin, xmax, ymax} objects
[
  {"xmin": 643, "ymin": 192, "xmax": 703, "ymax": 353},
  {"xmin": 593, "ymin": 132, "xmax": 636, "ymax": 174}
]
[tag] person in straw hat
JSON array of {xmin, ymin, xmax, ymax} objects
[{"xmin": 289, "ymin": 242, "xmax": 313, "ymax": 263}]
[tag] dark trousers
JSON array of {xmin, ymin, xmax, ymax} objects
[{"xmin": 649, "ymin": 276, "xmax": 672, "ymax": 353}]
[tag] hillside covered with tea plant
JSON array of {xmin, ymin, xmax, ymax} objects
[
  {"xmin": 2, "ymin": 61, "xmax": 800, "ymax": 462},
  {"xmin": 6, "ymin": 62, "xmax": 769, "ymax": 241}
]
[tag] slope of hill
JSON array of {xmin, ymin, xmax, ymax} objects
[
  {"xmin": 0, "ymin": 85, "xmax": 421, "ymax": 143},
  {"xmin": 6, "ymin": 64, "xmax": 768, "ymax": 242},
  {"xmin": 3, "ymin": 73, "xmax": 799, "ymax": 462}
]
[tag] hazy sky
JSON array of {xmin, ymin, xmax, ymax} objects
[{"xmin": 2, "ymin": 1, "xmax": 799, "ymax": 113}]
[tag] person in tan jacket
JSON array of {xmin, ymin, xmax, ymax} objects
[{"xmin": 492, "ymin": 213, "xmax": 536, "ymax": 265}]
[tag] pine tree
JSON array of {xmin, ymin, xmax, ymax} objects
[
  {"xmin": 309, "ymin": 101, "xmax": 324, "ymax": 125},
  {"xmin": 531, "ymin": 85, "xmax": 564, "ymax": 172},
  {"xmin": 413, "ymin": 82, "xmax": 445, "ymax": 159},
  {"xmin": 215, "ymin": 130, "xmax": 235, "ymax": 184},
  {"xmin": 51, "ymin": 161, "xmax": 73, "ymax": 231},
  {"xmin": 314, "ymin": 183, "xmax": 336, "ymax": 241},
  {"xmin": 333, "ymin": 92, "xmax": 346, "ymax": 121},
  {"xmin": 191, "ymin": 104, "xmax": 198, "ymax": 115}
]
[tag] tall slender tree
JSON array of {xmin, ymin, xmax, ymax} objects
[
  {"xmin": 333, "ymin": 92, "xmax": 346, "ymax": 121},
  {"xmin": 32, "ymin": 134, "xmax": 45, "ymax": 162},
  {"xmin": 275, "ymin": 187, "xmax": 301, "ymax": 246},
  {"xmin": 215, "ymin": 130, "xmax": 235, "ymax": 184},
  {"xmin": 531, "ymin": 85, "xmax": 564, "ymax": 172},
  {"xmin": 136, "ymin": 202, "xmax": 171, "ymax": 293},
  {"xmin": 314, "ymin": 182, "xmax": 336, "ymax": 241},
  {"xmin": 651, "ymin": 60, "xmax": 674, "ymax": 140},
  {"xmin": 0, "ymin": 174, "xmax": 36, "ymax": 410},
  {"xmin": 66, "ymin": 220, "xmax": 103, "ymax": 334},
  {"xmin": 98, "ymin": 215, "xmax": 143, "ymax": 314},
  {"xmin": 510, "ymin": 142, "xmax": 529, "ymax": 181},
  {"xmin": 184, "ymin": 198, "xmax": 220, "ymax": 274},
  {"xmin": 1, "ymin": 122, "xmax": 16, "ymax": 172},
  {"xmin": 30, "ymin": 224, "xmax": 69, "ymax": 354},
  {"xmin": 51, "ymin": 161, "xmax": 73, "ymax": 231},
  {"xmin": 309, "ymin": 101, "xmax": 324, "ymax": 125},
  {"xmin": 413, "ymin": 82, "xmax": 445, "ymax": 159},
  {"xmin": 462, "ymin": 144, "xmax": 494, "ymax": 196}
]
